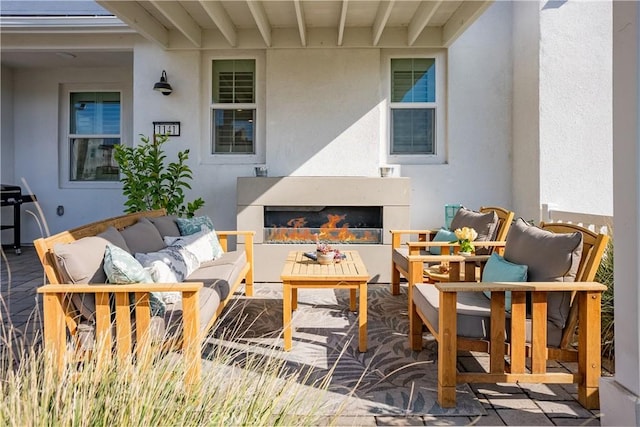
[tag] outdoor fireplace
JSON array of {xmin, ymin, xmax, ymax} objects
[
  {"xmin": 237, "ymin": 176, "xmax": 410, "ymax": 283},
  {"xmin": 264, "ymin": 206, "xmax": 383, "ymax": 244}
]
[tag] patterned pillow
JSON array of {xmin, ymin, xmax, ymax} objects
[
  {"xmin": 481, "ymin": 253, "xmax": 528, "ymax": 312},
  {"xmin": 164, "ymin": 228, "xmax": 222, "ymax": 263},
  {"xmin": 135, "ymin": 246, "xmax": 200, "ymax": 283},
  {"xmin": 175, "ymin": 216, "xmax": 224, "ymax": 259},
  {"xmin": 103, "ymin": 244, "xmax": 166, "ymax": 316}
]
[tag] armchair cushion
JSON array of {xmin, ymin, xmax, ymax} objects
[
  {"xmin": 503, "ymin": 218, "xmax": 583, "ymax": 328},
  {"xmin": 147, "ymin": 215, "xmax": 180, "ymax": 238},
  {"xmin": 430, "ymin": 228, "xmax": 457, "ymax": 255},
  {"xmin": 481, "ymin": 253, "xmax": 528, "ymax": 312},
  {"xmin": 450, "ymin": 208, "xmax": 499, "ymax": 254}
]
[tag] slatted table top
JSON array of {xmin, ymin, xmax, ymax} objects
[{"xmin": 280, "ymin": 250, "xmax": 370, "ymax": 282}]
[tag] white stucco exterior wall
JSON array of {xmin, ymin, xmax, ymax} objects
[
  {"xmin": 538, "ymin": 0, "xmax": 613, "ymax": 216},
  {"xmin": 11, "ymin": 66, "xmax": 131, "ymax": 240},
  {"xmin": 600, "ymin": 2, "xmax": 640, "ymax": 425}
]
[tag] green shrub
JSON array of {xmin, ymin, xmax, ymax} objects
[{"xmin": 114, "ymin": 134, "xmax": 205, "ymax": 217}]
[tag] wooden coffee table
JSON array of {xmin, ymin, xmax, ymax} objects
[{"xmin": 280, "ymin": 250, "xmax": 370, "ymax": 352}]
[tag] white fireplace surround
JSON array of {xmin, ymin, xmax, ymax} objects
[{"xmin": 237, "ymin": 176, "xmax": 411, "ymax": 283}]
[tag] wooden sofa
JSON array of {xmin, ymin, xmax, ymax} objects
[
  {"xmin": 408, "ymin": 219, "xmax": 608, "ymax": 409},
  {"xmin": 34, "ymin": 209, "xmax": 254, "ymax": 384}
]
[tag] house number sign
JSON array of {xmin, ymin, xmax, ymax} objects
[{"xmin": 153, "ymin": 121, "xmax": 181, "ymax": 136}]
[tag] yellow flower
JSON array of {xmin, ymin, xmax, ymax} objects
[{"xmin": 454, "ymin": 227, "xmax": 478, "ymax": 242}]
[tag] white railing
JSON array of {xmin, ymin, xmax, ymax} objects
[{"xmin": 541, "ymin": 204, "xmax": 613, "ymax": 235}]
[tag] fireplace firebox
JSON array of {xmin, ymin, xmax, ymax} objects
[{"xmin": 264, "ymin": 206, "xmax": 383, "ymax": 244}]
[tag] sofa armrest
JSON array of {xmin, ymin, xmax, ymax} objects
[
  {"xmin": 38, "ymin": 282, "xmax": 204, "ymax": 385},
  {"xmin": 434, "ymin": 281, "xmax": 607, "ymax": 293},
  {"xmin": 215, "ymin": 230, "xmax": 255, "ymax": 252}
]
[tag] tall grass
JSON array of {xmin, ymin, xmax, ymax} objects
[
  {"xmin": 595, "ymin": 238, "xmax": 614, "ymax": 363},
  {"xmin": 0, "ymin": 312, "xmax": 334, "ymax": 426}
]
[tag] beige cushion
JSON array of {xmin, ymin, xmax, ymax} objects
[
  {"xmin": 186, "ymin": 250, "xmax": 247, "ymax": 301},
  {"xmin": 120, "ymin": 217, "xmax": 166, "ymax": 254},
  {"xmin": 53, "ymin": 236, "xmax": 110, "ymax": 321},
  {"xmin": 503, "ymin": 218, "xmax": 583, "ymax": 328},
  {"xmin": 147, "ymin": 215, "xmax": 180, "ymax": 238}
]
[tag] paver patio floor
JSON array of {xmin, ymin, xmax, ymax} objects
[{"xmin": 0, "ymin": 246, "xmax": 604, "ymax": 426}]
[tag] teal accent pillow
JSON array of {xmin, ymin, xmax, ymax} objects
[
  {"xmin": 481, "ymin": 252, "xmax": 528, "ymax": 312},
  {"xmin": 175, "ymin": 216, "xmax": 224, "ymax": 259},
  {"xmin": 430, "ymin": 228, "xmax": 457, "ymax": 255},
  {"xmin": 103, "ymin": 244, "xmax": 166, "ymax": 316}
]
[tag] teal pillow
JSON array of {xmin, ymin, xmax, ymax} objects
[
  {"xmin": 103, "ymin": 244, "xmax": 166, "ymax": 316},
  {"xmin": 430, "ymin": 228, "xmax": 457, "ymax": 255},
  {"xmin": 175, "ymin": 216, "xmax": 224, "ymax": 259},
  {"xmin": 481, "ymin": 252, "xmax": 528, "ymax": 312}
]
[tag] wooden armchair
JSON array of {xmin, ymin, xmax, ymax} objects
[
  {"xmin": 408, "ymin": 220, "xmax": 609, "ymax": 409},
  {"xmin": 424, "ymin": 206, "xmax": 514, "ymax": 283},
  {"xmin": 390, "ymin": 206, "xmax": 514, "ymax": 295}
]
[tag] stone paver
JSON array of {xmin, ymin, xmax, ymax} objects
[{"xmin": 0, "ymin": 247, "xmax": 604, "ymax": 426}]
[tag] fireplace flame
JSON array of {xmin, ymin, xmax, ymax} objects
[{"xmin": 266, "ymin": 214, "xmax": 379, "ymax": 243}]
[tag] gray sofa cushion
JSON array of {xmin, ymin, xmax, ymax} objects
[
  {"xmin": 164, "ymin": 286, "xmax": 222, "ymax": 337},
  {"xmin": 186, "ymin": 250, "xmax": 247, "ymax": 301},
  {"xmin": 120, "ymin": 217, "xmax": 166, "ymax": 254},
  {"xmin": 413, "ymin": 284, "xmax": 564, "ymax": 347},
  {"xmin": 99, "ymin": 226, "xmax": 131, "ymax": 252},
  {"xmin": 503, "ymin": 218, "xmax": 583, "ymax": 328},
  {"xmin": 147, "ymin": 215, "xmax": 180, "ymax": 238}
]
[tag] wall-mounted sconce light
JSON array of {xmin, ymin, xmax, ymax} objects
[{"xmin": 153, "ymin": 70, "xmax": 173, "ymax": 95}]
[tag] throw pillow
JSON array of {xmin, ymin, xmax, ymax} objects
[
  {"xmin": 147, "ymin": 215, "xmax": 180, "ymax": 237},
  {"xmin": 164, "ymin": 229, "xmax": 217, "ymax": 263},
  {"xmin": 135, "ymin": 245, "xmax": 200, "ymax": 283},
  {"xmin": 120, "ymin": 217, "xmax": 166, "ymax": 254},
  {"xmin": 103, "ymin": 244, "xmax": 166, "ymax": 316},
  {"xmin": 449, "ymin": 207, "xmax": 500, "ymax": 255},
  {"xmin": 430, "ymin": 228, "xmax": 457, "ymax": 255},
  {"xmin": 175, "ymin": 216, "xmax": 224, "ymax": 259},
  {"xmin": 143, "ymin": 261, "xmax": 182, "ymax": 305},
  {"xmin": 481, "ymin": 252, "xmax": 528, "ymax": 312},
  {"xmin": 503, "ymin": 218, "xmax": 583, "ymax": 328}
]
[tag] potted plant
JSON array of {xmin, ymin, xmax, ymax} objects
[{"xmin": 114, "ymin": 134, "xmax": 204, "ymax": 217}]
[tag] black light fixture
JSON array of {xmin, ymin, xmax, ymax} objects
[{"xmin": 153, "ymin": 70, "xmax": 173, "ymax": 95}]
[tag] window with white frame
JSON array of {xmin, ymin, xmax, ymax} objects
[
  {"xmin": 67, "ymin": 91, "xmax": 121, "ymax": 181},
  {"xmin": 389, "ymin": 57, "xmax": 441, "ymax": 157},
  {"xmin": 211, "ymin": 59, "xmax": 256, "ymax": 154}
]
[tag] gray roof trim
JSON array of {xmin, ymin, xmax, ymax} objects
[{"xmin": 0, "ymin": 16, "xmax": 133, "ymax": 33}]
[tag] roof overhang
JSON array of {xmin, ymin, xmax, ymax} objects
[{"xmin": 92, "ymin": 0, "xmax": 494, "ymax": 50}]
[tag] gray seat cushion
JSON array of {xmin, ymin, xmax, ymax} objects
[
  {"xmin": 504, "ymin": 218, "xmax": 583, "ymax": 328},
  {"xmin": 392, "ymin": 247, "xmax": 434, "ymax": 275},
  {"xmin": 185, "ymin": 250, "xmax": 247, "ymax": 301},
  {"xmin": 164, "ymin": 286, "xmax": 222, "ymax": 336},
  {"xmin": 413, "ymin": 284, "xmax": 564, "ymax": 347}
]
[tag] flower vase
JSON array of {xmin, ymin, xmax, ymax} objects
[{"xmin": 317, "ymin": 251, "xmax": 336, "ymax": 265}]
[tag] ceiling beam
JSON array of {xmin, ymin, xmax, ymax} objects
[
  {"xmin": 149, "ymin": 0, "xmax": 201, "ymax": 47},
  {"xmin": 293, "ymin": 0, "xmax": 307, "ymax": 47},
  {"xmin": 372, "ymin": 0, "xmax": 395, "ymax": 46},
  {"xmin": 408, "ymin": 0, "xmax": 442, "ymax": 46},
  {"xmin": 442, "ymin": 0, "xmax": 493, "ymax": 47},
  {"xmin": 95, "ymin": 0, "xmax": 168, "ymax": 48},
  {"xmin": 246, "ymin": 0, "xmax": 272, "ymax": 47},
  {"xmin": 199, "ymin": 0, "xmax": 237, "ymax": 47},
  {"xmin": 337, "ymin": 0, "xmax": 349, "ymax": 46}
]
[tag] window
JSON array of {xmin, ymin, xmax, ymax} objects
[
  {"xmin": 390, "ymin": 58, "xmax": 436, "ymax": 155},
  {"xmin": 384, "ymin": 51, "xmax": 446, "ymax": 163},
  {"xmin": 211, "ymin": 59, "xmax": 256, "ymax": 154},
  {"xmin": 68, "ymin": 91, "xmax": 121, "ymax": 181}
]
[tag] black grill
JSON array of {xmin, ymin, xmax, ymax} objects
[{"xmin": 1, "ymin": 184, "xmax": 37, "ymax": 254}]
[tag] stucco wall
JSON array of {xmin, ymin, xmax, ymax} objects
[
  {"xmin": 11, "ymin": 66, "xmax": 131, "ymax": 241},
  {"xmin": 1, "ymin": 66, "xmax": 15, "ymax": 184},
  {"xmin": 538, "ymin": 0, "xmax": 613, "ymax": 217}
]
